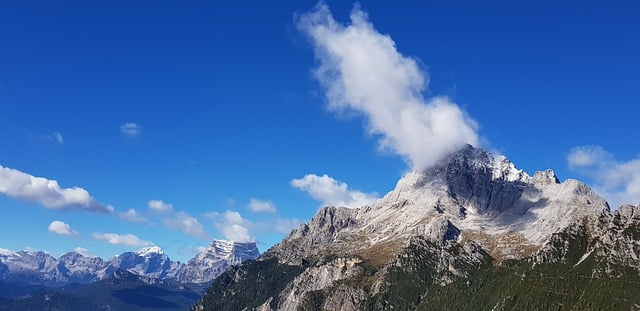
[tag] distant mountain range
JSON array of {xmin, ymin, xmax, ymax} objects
[
  {"xmin": 0, "ymin": 240, "xmax": 258, "ymax": 286},
  {"xmin": 192, "ymin": 145, "xmax": 640, "ymax": 310},
  {"xmin": 0, "ymin": 240, "xmax": 259, "ymax": 310}
]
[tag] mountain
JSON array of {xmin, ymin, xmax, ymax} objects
[
  {"xmin": 0, "ymin": 240, "xmax": 259, "ymax": 286},
  {"xmin": 192, "ymin": 145, "xmax": 640, "ymax": 310},
  {"xmin": 174, "ymin": 240, "xmax": 260, "ymax": 284},
  {"xmin": 1, "ymin": 240, "xmax": 259, "ymax": 310}
]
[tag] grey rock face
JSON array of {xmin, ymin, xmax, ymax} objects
[{"xmin": 174, "ymin": 240, "xmax": 259, "ymax": 283}]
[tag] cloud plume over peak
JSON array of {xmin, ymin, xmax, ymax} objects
[
  {"xmin": 206, "ymin": 210, "xmax": 254, "ymax": 243},
  {"xmin": 298, "ymin": 4, "xmax": 479, "ymax": 170}
]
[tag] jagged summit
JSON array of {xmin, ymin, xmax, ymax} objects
[
  {"xmin": 271, "ymin": 145, "xmax": 609, "ymax": 263},
  {"xmin": 135, "ymin": 246, "xmax": 164, "ymax": 257}
]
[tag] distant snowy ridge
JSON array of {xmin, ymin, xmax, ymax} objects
[{"xmin": 0, "ymin": 240, "xmax": 259, "ymax": 286}]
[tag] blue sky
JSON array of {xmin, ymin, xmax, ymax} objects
[{"xmin": 1, "ymin": 0, "xmax": 639, "ymax": 262}]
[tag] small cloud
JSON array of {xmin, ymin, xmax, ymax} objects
[
  {"xmin": 247, "ymin": 198, "xmax": 277, "ymax": 213},
  {"xmin": 44, "ymin": 132, "xmax": 64, "ymax": 144},
  {"xmin": 92, "ymin": 232, "xmax": 153, "ymax": 246},
  {"xmin": 291, "ymin": 173, "xmax": 378, "ymax": 208},
  {"xmin": 297, "ymin": 4, "xmax": 479, "ymax": 170},
  {"xmin": 48, "ymin": 220, "xmax": 79, "ymax": 237},
  {"xmin": 163, "ymin": 211, "xmax": 208, "ymax": 239},
  {"xmin": 118, "ymin": 208, "xmax": 151, "ymax": 224},
  {"xmin": 567, "ymin": 145, "xmax": 614, "ymax": 169},
  {"xmin": 74, "ymin": 246, "xmax": 95, "ymax": 257},
  {"xmin": 0, "ymin": 164, "xmax": 114, "ymax": 213},
  {"xmin": 206, "ymin": 210, "xmax": 253, "ymax": 243},
  {"xmin": 567, "ymin": 145, "xmax": 640, "ymax": 208},
  {"xmin": 120, "ymin": 122, "xmax": 141, "ymax": 137},
  {"xmin": 148, "ymin": 199, "xmax": 173, "ymax": 213},
  {"xmin": 0, "ymin": 248, "xmax": 15, "ymax": 256}
]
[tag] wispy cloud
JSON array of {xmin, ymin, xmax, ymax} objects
[
  {"xmin": 298, "ymin": 4, "xmax": 479, "ymax": 170},
  {"xmin": 567, "ymin": 145, "xmax": 640, "ymax": 208},
  {"xmin": 0, "ymin": 164, "xmax": 114, "ymax": 213},
  {"xmin": 291, "ymin": 173, "xmax": 378, "ymax": 208},
  {"xmin": 46, "ymin": 132, "xmax": 64, "ymax": 144},
  {"xmin": 163, "ymin": 211, "xmax": 208, "ymax": 239},
  {"xmin": 148, "ymin": 199, "xmax": 173, "ymax": 213},
  {"xmin": 247, "ymin": 198, "xmax": 277, "ymax": 213},
  {"xmin": 92, "ymin": 232, "xmax": 153, "ymax": 246},
  {"xmin": 206, "ymin": 210, "xmax": 253, "ymax": 243},
  {"xmin": 48, "ymin": 220, "xmax": 79, "ymax": 237},
  {"xmin": 118, "ymin": 209, "xmax": 151, "ymax": 224},
  {"xmin": 120, "ymin": 122, "xmax": 142, "ymax": 137},
  {"xmin": 149, "ymin": 199, "xmax": 207, "ymax": 238}
]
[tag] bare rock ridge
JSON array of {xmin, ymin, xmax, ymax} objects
[
  {"xmin": 193, "ymin": 144, "xmax": 640, "ymax": 311},
  {"xmin": 270, "ymin": 144, "xmax": 609, "ymax": 263},
  {"xmin": 0, "ymin": 240, "xmax": 259, "ymax": 286}
]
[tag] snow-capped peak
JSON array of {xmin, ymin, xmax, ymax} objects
[
  {"xmin": 135, "ymin": 246, "xmax": 164, "ymax": 257},
  {"xmin": 210, "ymin": 240, "xmax": 234, "ymax": 255},
  {"xmin": 0, "ymin": 248, "xmax": 14, "ymax": 256}
]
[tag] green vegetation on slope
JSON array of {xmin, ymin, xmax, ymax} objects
[{"xmin": 193, "ymin": 257, "xmax": 304, "ymax": 311}]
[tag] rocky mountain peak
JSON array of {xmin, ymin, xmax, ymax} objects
[
  {"xmin": 135, "ymin": 246, "xmax": 165, "ymax": 257},
  {"xmin": 270, "ymin": 144, "xmax": 610, "ymax": 264}
]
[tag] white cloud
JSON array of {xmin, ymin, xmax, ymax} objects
[
  {"xmin": 291, "ymin": 173, "xmax": 378, "ymax": 208},
  {"xmin": 0, "ymin": 248, "xmax": 15, "ymax": 256},
  {"xmin": 567, "ymin": 145, "xmax": 614, "ymax": 168},
  {"xmin": 206, "ymin": 210, "xmax": 253, "ymax": 243},
  {"xmin": 48, "ymin": 220, "xmax": 79, "ymax": 237},
  {"xmin": 118, "ymin": 209, "xmax": 151, "ymax": 224},
  {"xmin": 567, "ymin": 145, "xmax": 640, "ymax": 208},
  {"xmin": 247, "ymin": 198, "xmax": 277, "ymax": 213},
  {"xmin": 120, "ymin": 122, "xmax": 141, "ymax": 137},
  {"xmin": 148, "ymin": 199, "xmax": 173, "ymax": 213},
  {"xmin": 92, "ymin": 232, "xmax": 153, "ymax": 246},
  {"xmin": 74, "ymin": 246, "xmax": 95, "ymax": 257},
  {"xmin": 0, "ymin": 164, "xmax": 114, "ymax": 213},
  {"xmin": 163, "ymin": 211, "xmax": 208, "ymax": 239},
  {"xmin": 45, "ymin": 132, "xmax": 64, "ymax": 144},
  {"xmin": 298, "ymin": 4, "xmax": 479, "ymax": 170}
]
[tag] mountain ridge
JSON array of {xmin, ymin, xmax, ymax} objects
[
  {"xmin": 0, "ymin": 239, "xmax": 259, "ymax": 286},
  {"xmin": 192, "ymin": 145, "xmax": 640, "ymax": 311}
]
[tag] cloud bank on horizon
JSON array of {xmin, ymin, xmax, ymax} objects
[{"xmin": 297, "ymin": 4, "xmax": 479, "ymax": 171}]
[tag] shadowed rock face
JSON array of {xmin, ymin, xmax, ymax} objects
[{"xmin": 193, "ymin": 145, "xmax": 638, "ymax": 311}]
